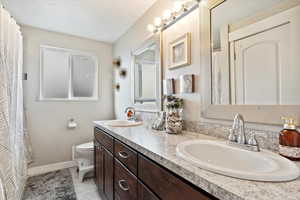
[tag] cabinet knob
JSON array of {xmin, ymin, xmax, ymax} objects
[
  {"xmin": 118, "ymin": 180, "xmax": 129, "ymax": 191},
  {"xmin": 118, "ymin": 151, "xmax": 129, "ymax": 159}
]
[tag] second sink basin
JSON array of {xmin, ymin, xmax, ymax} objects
[
  {"xmin": 176, "ymin": 140, "xmax": 300, "ymax": 182},
  {"xmin": 105, "ymin": 120, "xmax": 142, "ymax": 127}
]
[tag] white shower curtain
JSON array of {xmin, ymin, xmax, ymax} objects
[{"xmin": 0, "ymin": 5, "xmax": 31, "ymax": 200}]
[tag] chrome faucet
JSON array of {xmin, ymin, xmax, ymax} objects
[
  {"xmin": 232, "ymin": 114, "xmax": 246, "ymax": 144},
  {"xmin": 228, "ymin": 113, "xmax": 260, "ymax": 152}
]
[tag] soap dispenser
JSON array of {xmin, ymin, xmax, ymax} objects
[{"xmin": 279, "ymin": 117, "xmax": 300, "ymax": 160}]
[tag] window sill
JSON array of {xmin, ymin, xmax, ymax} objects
[{"xmin": 37, "ymin": 97, "xmax": 99, "ymax": 102}]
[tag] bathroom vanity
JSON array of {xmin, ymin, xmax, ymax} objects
[
  {"xmin": 94, "ymin": 121, "xmax": 300, "ymax": 200},
  {"xmin": 94, "ymin": 125, "xmax": 216, "ymax": 200}
]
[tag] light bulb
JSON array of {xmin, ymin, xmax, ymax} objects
[
  {"xmin": 147, "ymin": 24, "xmax": 155, "ymax": 32},
  {"xmin": 200, "ymin": 0, "xmax": 208, "ymax": 6},
  {"xmin": 173, "ymin": 1, "xmax": 183, "ymax": 13},
  {"xmin": 162, "ymin": 9, "xmax": 172, "ymax": 21},
  {"xmin": 154, "ymin": 17, "xmax": 162, "ymax": 27}
]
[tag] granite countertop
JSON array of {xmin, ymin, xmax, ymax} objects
[{"xmin": 93, "ymin": 121, "xmax": 300, "ymax": 200}]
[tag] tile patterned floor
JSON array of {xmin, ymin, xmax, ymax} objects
[
  {"xmin": 70, "ymin": 168, "xmax": 101, "ymax": 200},
  {"xmin": 23, "ymin": 168, "xmax": 101, "ymax": 200}
]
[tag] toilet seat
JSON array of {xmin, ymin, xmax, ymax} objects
[{"xmin": 75, "ymin": 142, "xmax": 94, "ymax": 151}]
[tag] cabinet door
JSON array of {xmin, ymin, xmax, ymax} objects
[
  {"xmin": 138, "ymin": 181, "xmax": 159, "ymax": 200},
  {"xmin": 95, "ymin": 128, "xmax": 114, "ymax": 153},
  {"xmin": 104, "ymin": 149, "xmax": 114, "ymax": 200},
  {"xmin": 138, "ymin": 155, "xmax": 216, "ymax": 200},
  {"xmin": 114, "ymin": 159, "xmax": 138, "ymax": 200},
  {"xmin": 95, "ymin": 141, "xmax": 104, "ymax": 194}
]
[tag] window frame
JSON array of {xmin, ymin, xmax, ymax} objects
[{"xmin": 39, "ymin": 45, "xmax": 99, "ymax": 102}]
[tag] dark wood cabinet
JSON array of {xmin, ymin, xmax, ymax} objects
[
  {"xmin": 94, "ymin": 127, "xmax": 218, "ymax": 200},
  {"xmin": 114, "ymin": 139, "xmax": 138, "ymax": 175},
  {"xmin": 94, "ymin": 140, "xmax": 104, "ymax": 193},
  {"xmin": 95, "ymin": 127, "xmax": 114, "ymax": 153},
  {"xmin": 138, "ymin": 181, "xmax": 159, "ymax": 200},
  {"xmin": 104, "ymin": 149, "xmax": 114, "ymax": 200},
  {"xmin": 138, "ymin": 155, "xmax": 216, "ymax": 200},
  {"xmin": 114, "ymin": 159, "xmax": 138, "ymax": 200},
  {"xmin": 94, "ymin": 128, "xmax": 114, "ymax": 200}
]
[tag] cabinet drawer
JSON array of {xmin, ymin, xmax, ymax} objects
[
  {"xmin": 114, "ymin": 159, "xmax": 138, "ymax": 200},
  {"xmin": 94, "ymin": 128, "xmax": 113, "ymax": 153},
  {"xmin": 138, "ymin": 181, "xmax": 159, "ymax": 200},
  {"xmin": 114, "ymin": 140, "xmax": 138, "ymax": 175},
  {"xmin": 138, "ymin": 155, "xmax": 217, "ymax": 200}
]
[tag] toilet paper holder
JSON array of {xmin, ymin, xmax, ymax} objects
[{"xmin": 68, "ymin": 118, "xmax": 77, "ymax": 129}]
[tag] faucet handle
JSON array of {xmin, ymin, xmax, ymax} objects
[
  {"xmin": 228, "ymin": 128, "xmax": 236, "ymax": 142},
  {"xmin": 248, "ymin": 131, "xmax": 260, "ymax": 152},
  {"xmin": 248, "ymin": 132, "xmax": 258, "ymax": 145},
  {"xmin": 248, "ymin": 131, "xmax": 267, "ymax": 145}
]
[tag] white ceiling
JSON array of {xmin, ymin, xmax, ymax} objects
[{"xmin": 1, "ymin": 0, "xmax": 157, "ymax": 43}]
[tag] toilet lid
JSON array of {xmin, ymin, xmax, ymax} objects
[{"xmin": 76, "ymin": 142, "xmax": 94, "ymax": 150}]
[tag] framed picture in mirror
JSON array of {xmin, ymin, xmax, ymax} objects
[
  {"xmin": 169, "ymin": 32, "xmax": 191, "ymax": 69},
  {"xmin": 180, "ymin": 74, "xmax": 195, "ymax": 94},
  {"xmin": 163, "ymin": 78, "xmax": 175, "ymax": 95}
]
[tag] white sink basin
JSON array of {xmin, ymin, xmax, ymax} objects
[
  {"xmin": 105, "ymin": 120, "xmax": 142, "ymax": 127},
  {"xmin": 176, "ymin": 140, "xmax": 300, "ymax": 182}
]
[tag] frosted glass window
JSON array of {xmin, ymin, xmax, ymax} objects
[
  {"xmin": 72, "ymin": 55, "xmax": 96, "ymax": 97},
  {"xmin": 40, "ymin": 46, "xmax": 98, "ymax": 101},
  {"xmin": 42, "ymin": 48, "xmax": 69, "ymax": 98}
]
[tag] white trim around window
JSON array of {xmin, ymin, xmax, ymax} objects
[{"xmin": 39, "ymin": 45, "xmax": 99, "ymax": 101}]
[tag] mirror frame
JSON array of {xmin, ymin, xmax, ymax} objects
[
  {"xmin": 131, "ymin": 33, "xmax": 163, "ymax": 112},
  {"xmin": 200, "ymin": 0, "xmax": 300, "ymax": 125}
]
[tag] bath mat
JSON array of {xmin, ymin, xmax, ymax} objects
[{"xmin": 23, "ymin": 169, "xmax": 77, "ymax": 200}]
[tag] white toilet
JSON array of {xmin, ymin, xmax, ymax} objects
[{"xmin": 72, "ymin": 141, "xmax": 94, "ymax": 182}]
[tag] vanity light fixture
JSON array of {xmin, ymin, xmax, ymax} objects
[
  {"xmin": 147, "ymin": 0, "xmax": 200, "ymax": 34},
  {"xmin": 154, "ymin": 17, "xmax": 163, "ymax": 27},
  {"xmin": 200, "ymin": 0, "xmax": 208, "ymax": 6},
  {"xmin": 147, "ymin": 24, "xmax": 156, "ymax": 33},
  {"xmin": 162, "ymin": 9, "xmax": 172, "ymax": 21},
  {"xmin": 173, "ymin": 1, "xmax": 184, "ymax": 13}
]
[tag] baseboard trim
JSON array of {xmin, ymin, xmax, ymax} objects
[{"xmin": 28, "ymin": 161, "xmax": 77, "ymax": 177}]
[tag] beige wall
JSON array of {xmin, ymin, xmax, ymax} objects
[
  {"xmin": 22, "ymin": 26, "xmax": 114, "ymax": 167},
  {"xmin": 113, "ymin": 0, "xmax": 281, "ymax": 132},
  {"xmin": 162, "ymin": 9, "xmax": 201, "ymax": 121},
  {"xmin": 113, "ymin": 0, "xmax": 174, "ymax": 119},
  {"xmin": 113, "ymin": 0, "xmax": 201, "ymax": 121}
]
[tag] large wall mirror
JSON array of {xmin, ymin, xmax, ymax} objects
[
  {"xmin": 200, "ymin": 0, "xmax": 300, "ymax": 124},
  {"xmin": 131, "ymin": 35, "xmax": 162, "ymax": 111}
]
